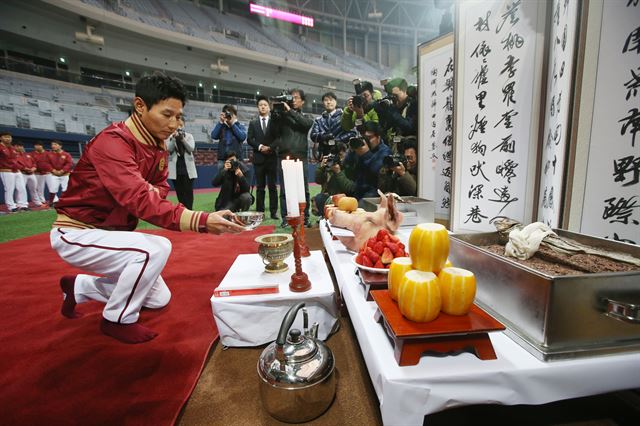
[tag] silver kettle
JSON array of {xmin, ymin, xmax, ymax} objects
[{"xmin": 257, "ymin": 302, "xmax": 336, "ymax": 423}]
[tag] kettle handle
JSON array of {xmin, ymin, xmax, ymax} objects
[{"xmin": 276, "ymin": 302, "xmax": 308, "ymax": 348}]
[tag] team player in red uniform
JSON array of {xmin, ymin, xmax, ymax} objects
[
  {"xmin": 14, "ymin": 141, "xmax": 40, "ymax": 208},
  {"xmin": 32, "ymin": 141, "xmax": 52, "ymax": 206},
  {"xmin": 50, "ymin": 73, "xmax": 246, "ymax": 344},
  {"xmin": 47, "ymin": 140, "xmax": 73, "ymax": 204},
  {"xmin": 0, "ymin": 132, "xmax": 21, "ymax": 212}
]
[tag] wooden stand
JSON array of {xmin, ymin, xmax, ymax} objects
[
  {"xmin": 298, "ymin": 202, "xmax": 311, "ymax": 257},
  {"xmin": 357, "ymin": 270, "xmax": 388, "ymax": 301},
  {"xmin": 371, "ymin": 290, "xmax": 504, "ymax": 366},
  {"xmin": 287, "ymin": 215, "xmax": 311, "ymax": 292}
]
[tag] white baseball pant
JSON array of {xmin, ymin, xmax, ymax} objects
[
  {"xmin": 48, "ymin": 174, "xmax": 69, "ymax": 201},
  {"xmin": 50, "ymin": 227, "xmax": 172, "ymax": 324},
  {"xmin": 35, "ymin": 174, "xmax": 49, "ymax": 204},
  {"xmin": 13, "ymin": 173, "xmax": 28, "ymax": 208},
  {"xmin": 0, "ymin": 171, "xmax": 19, "ymax": 210}
]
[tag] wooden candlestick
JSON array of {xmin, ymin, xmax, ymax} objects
[
  {"xmin": 298, "ymin": 202, "xmax": 311, "ymax": 257},
  {"xmin": 286, "ymin": 215, "xmax": 311, "ymax": 292}
]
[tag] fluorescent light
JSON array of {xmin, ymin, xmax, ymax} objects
[{"xmin": 125, "ymin": 71, "xmax": 130, "ymax": 77}]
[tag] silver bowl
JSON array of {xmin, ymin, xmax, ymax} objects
[
  {"xmin": 236, "ymin": 211, "xmax": 264, "ymax": 230},
  {"xmin": 255, "ymin": 233, "xmax": 294, "ymax": 273}
]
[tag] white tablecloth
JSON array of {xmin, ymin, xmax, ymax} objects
[
  {"xmin": 319, "ymin": 220, "xmax": 640, "ymax": 426},
  {"xmin": 210, "ymin": 250, "xmax": 338, "ymax": 347}
]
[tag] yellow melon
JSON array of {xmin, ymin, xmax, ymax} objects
[
  {"xmin": 437, "ymin": 267, "xmax": 476, "ymax": 315},
  {"xmin": 408, "ymin": 223, "xmax": 450, "ymax": 273},
  {"xmin": 387, "ymin": 257, "xmax": 413, "ymax": 301},
  {"xmin": 397, "ymin": 270, "xmax": 441, "ymax": 323}
]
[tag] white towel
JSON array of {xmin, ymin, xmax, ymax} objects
[{"xmin": 505, "ymin": 222, "xmax": 556, "ymax": 260}]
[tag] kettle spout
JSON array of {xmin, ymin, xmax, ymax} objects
[{"xmin": 309, "ymin": 322, "xmax": 319, "ymax": 339}]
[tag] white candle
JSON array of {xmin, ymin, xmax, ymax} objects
[
  {"xmin": 281, "ymin": 158, "xmax": 299, "ymax": 217},
  {"xmin": 294, "ymin": 160, "xmax": 305, "ymax": 203}
]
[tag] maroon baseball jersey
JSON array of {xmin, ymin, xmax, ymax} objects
[
  {"xmin": 32, "ymin": 150, "xmax": 52, "ymax": 173},
  {"xmin": 55, "ymin": 114, "xmax": 209, "ymax": 233},
  {"xmin": 16, "ymin": 151, "xmax": 36, "ymax": 173},
  {"xmin": 0, "ymin": 143, "xmax": 18, "ymax": 171},
  {"xmin": 48, "ymin": 149, "xmax": 73, "ymax": 174}
]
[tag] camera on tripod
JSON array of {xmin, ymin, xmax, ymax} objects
[{"xmin": 383, "ymin": 154, "xmax": 408, "ymax": 169}]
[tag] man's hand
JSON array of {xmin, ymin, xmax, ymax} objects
[
  {"xmin": 219, "ymin": 112, "xmax": 227, "ymax": 124},
  {"xmin": 320, "ymin": 156, "xmax": 329, "ymax": 168},
  {"xmin": 346, "ymin": 97, "xmax": 354, "ymax": 111},
  {"xmin": 394, "ymin": 163, "xmax": 406, "ymax": 177},
  {"xmin": 234, "ymin": 168, "xmax": 243, "ymax": 177},
  {"xmin": 282, "ymin": 102, "xmax": 291, "ymax": 112},
  {"xmin": 206, "ymin": 210, "xmax": 246, "ymax": 234},
  {"xmin": 223, "ymin": 160, "xmax": 232, "ymax": 171}
]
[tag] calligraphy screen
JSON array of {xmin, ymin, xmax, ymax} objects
[
  {"xmin": 537, "ymin": 0, "xmax": 580, "ymax": 228},
  {"xmin": 580, "ymin": 1, "xmax": 640, "ymax": 244},
  {"xmin": 453, "ymin": 0, "xmax": 546, "ymax": 233},
  {"xmin": 418, "ymin": 33, "xmax": 454, "ymax": 221}
]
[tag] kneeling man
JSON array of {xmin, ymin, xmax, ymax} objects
[{"xmin": 51, "ymin": 73, "xmax": 245, "ymax": 344}]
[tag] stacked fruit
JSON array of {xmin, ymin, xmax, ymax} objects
[
  {"xmin": 387, "ymin": 223, "xmax": 477, "ymax": 323},
  {"xmin": 354, "ymin": 229, "xmax": 407, "ymax": 269}
]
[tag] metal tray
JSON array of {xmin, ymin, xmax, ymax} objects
[
  {"xmin": 361, "ymin": 196, "xmax": 434, "ymax": 226},
  {"xmin": 448, "ymin": 229, "xmax": 640, "ymax": 361}
]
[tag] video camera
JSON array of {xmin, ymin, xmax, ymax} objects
[
  {"xmin": 270, "ymin": 91, "xmax": 294, "ymax": 114},
  {"xmin": 383, "ymin": 154, "xmax": 408, "ymax": 170},
  {"xmin": 318, "ymin": 135, "xmax": 337, "ymax": 156},
  {"xmin": 348, "ymin": 135, "xmax": 367, "ymax": 150},
  {"xmin": 325, "ymin": 153, "xmax": 341, "ymax": 168}
]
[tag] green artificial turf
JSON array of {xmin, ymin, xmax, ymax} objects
[{"xmin": 0, "ymin": 186, "xmax": 322, "ymax": 243}]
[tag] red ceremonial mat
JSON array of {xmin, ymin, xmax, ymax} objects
[{"xmin": 0, "ymin": 226, "xmax": 273, "ymax": 425}]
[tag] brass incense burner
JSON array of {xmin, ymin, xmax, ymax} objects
[{"xmin": 255, "ymin": 234, "xmax": 294, "ymax": 273}]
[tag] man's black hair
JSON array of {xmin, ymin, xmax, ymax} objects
[
  {"xmin": 0, "ymin": 131, "xmax": 11, "ymax": 137},
  {"xmin": 135, "ymin": 72, "xmax": 187, "ymax": 109},
  {"xmin": 34, "ymin": 141, "xmax": 43, "ymax": 146},
  {"xmin": 290, "ymin": 88, "xmax": 305, "ymax": 101},
  {"xmin": 402, "ymin": 138, "xmax": 417, "ymax": 153},
  {"xmin": 362, "ymin": 120, "xmax": 382, "ymax": 136},
  {"xmin": 256, "ymin": 95, "xmax": 268, "ymax": 105},
  {"xmin": 359, "ymin": 81, "xmax": 374, "ymax": 94},
  {"xmin": 224, "ymin": 150, "xmax": 238, "ymax": 160},
  {"xmin": 222, "ymin": 104, "xmax": 237, "ymax": 115},
  {"xmin": 12, "ymin": 140, "xmax": 23, "ymax": 146},
  {"xmin": 321, "ymin": 92, "xmax": 336, "ymax": 101}
]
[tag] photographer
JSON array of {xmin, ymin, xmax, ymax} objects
[
  {"xmin": 341, "ymin": 121, "xmax": 391, "ymax": 201},
  {"xmin": 211, "ymin": 151, "xmax": 252, "ymax": 212},
  {"xmin": 310, "ymin": 92, "xmax": 356, "ymax": 159},
  {"xmin": 313, "ymin": 143, "xmax": 355, "ymax": 216},
  {"xmin": 211, "ymin": 104, "xmax": 247, "ymax": 168},
  {"xmin": 376, "ymin": 78, "xmax": 418, "ymax": 153},
  {"xmin": 167, "ymin": 122, "xmax": 197, "ymax": 209},
  {"xmin": 341, "ymin": 80, "xmax": 379, "ymax": 134},
  {"xmin": 378, "ymin": 138, "xmax": 418, "ymax": 197},
  {"xmin": 268, "ymin": 88, "xmax": 314, "ymax": 227}
]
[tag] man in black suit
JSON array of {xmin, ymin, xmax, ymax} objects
[{"xmin": 247, "ymin": 96, "xmax": 279, "ymax": 219}]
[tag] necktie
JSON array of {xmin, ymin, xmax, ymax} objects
[{"xmin": 261, "ymin": 117, "xmax": 267, "ymax": 132}]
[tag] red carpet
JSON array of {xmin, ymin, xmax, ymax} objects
[{"xmin": 0, "ymin": 227, "xmax": 274, "ymax": 425}]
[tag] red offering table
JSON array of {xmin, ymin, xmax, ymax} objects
[
  {"xmin": 371, "ymin": 290, "xmax": 505, "ymax": 366},
  {"xmin": 357, "ymin": 269, "xmax": 388, "ymax": 301}
]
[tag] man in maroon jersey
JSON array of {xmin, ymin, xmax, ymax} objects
[
  {"xmin": 47, "ymin": 140, "xmax": 73, "ymax": 205},
  {"xmin": 32, "ymin": 141, "xmax": 51, "ymax": 206},
  {"xmin": 0, "ymin": 131, "xmax": 20, "ymax": 212},
  {"xmin": 14, "ymin": 141, "xmax": 40, "ymax": 209},
  {"xmin": 50, "ymin": 73, "xmax": 246, "ymax": 344}
]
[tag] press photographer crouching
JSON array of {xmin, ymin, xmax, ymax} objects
[
  {"xmin": 341, "ymin": 121, "xmax": 391, "ymax": 203},
  {"xmin": 378, "ymin": 137, "xmax": 418, "ymax": 197},
  {"xmin": 167, "ymin": 124, "xmax": 197, "ymax": 210},
  {"xmin": 313, "ymin": 143, "xmax": 355, "ymax": 217},
  {"xmin": 212, "ymin": 151, "xmax": 252, "ymax": 212}
]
